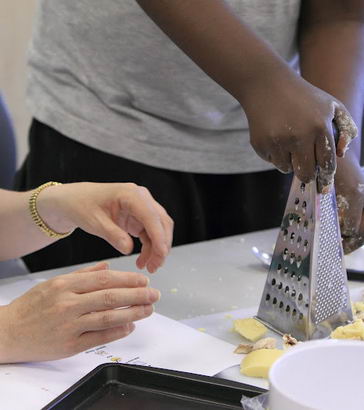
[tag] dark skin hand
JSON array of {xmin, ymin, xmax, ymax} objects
[
  {"xmin": 136, "ymin": 0, "xmax": 357, "ymax": 186},
  {"xmin": 299, "ymin": 0, "xmax": 364, "ymax": 253},
  {"xmin": 136, "ymin": 0, "xmax": 363, "ymax": 253}
]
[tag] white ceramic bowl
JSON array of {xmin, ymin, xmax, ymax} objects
[{"xmin": 269, "ymin": 339, "xmax": 364, "ymax": 410}]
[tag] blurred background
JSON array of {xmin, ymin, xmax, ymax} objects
[
  {"xmin": 0, "ymin": 1, "xmax": 363, "ymax": 168},
  {"xmin": 0, "ymin": 0, "xmax": 37, "ymax": 166}
]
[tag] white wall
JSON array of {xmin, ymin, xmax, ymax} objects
[{"xmin": 0, "ymin": 0, "xmax": 37, "ymax": 165}]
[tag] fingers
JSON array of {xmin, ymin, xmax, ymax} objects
[
  {"xmin": 77, "ymin": 323, "xmax": 136, "ymax": 353},
  {"xmin": 342, "ymin": 234, "xmax": 364, "ymax": 255},
  {"xmin": 79, "ymin": 304, "xmax": 154, "ymax": 332},
  {"xmin": 77, "ymin": 287, "xmax": 160, "ymax": 313},
  {"xmin": 68, "ymin": 270, "xmax": 149, "ymax": 293},
  {"xmin": 291, "ymin": 148, "xmax": 316, "ymax": 184},
  {"xmin": 315, "ymin": 128, "xmax": 337, "ymax": 194},
  {"xmin": 337, "ymin": 195, "xmax": 361, "ymax": 237},
  {"xmin": 128, "ymin": 190, "xmax": 170, "ymax": 259},
  {"xmin": 77, "ymin": 183, "xmax": 173, "ymax": 272},
  {"xmin": 347, "ymin": 213, "xmax": 364, "ymax": 253},
  {"xmin": 75, "ymin": 261, "xmax": 110, "ymax": 273},
  {"xmin": 339, "ymin": 199, "xmax": 364, "ymax": 254},
  {"xmin": 137, "ymin": 229, "xmax": 170, "ymax": 273},
  {"xmin": 127, "ymin": 187, "xmax": 173, "ymax": 272},
  {"xmin": 252, "ymin": 131, "xmax": 322, "ymax": 185},
  {"xmin": 334, "ymin": 104, "xmax": 358, "ymax": 157},
  {"xmin": 136, "ymin": 231, "xmax": 153, "ymax": 271},
  {"xmin": 269, "ymin": 148, "xmax": 292, "ymax": 174},
  {"xmin": 142, "ymin": 195, "xmax": 174, "ymax": 271},
  {"xmin": 94, "ymin": 212, "xmax": 135, "ymax": 255},
  {"xmin": 152, "ymin": 200, "xmax": 174, "ymax": 251},
  {"xmin": 291, "ymin": 130, "xmax": 336, "ymax": 193},
  {"xmin": 75, "ymin": 295, "xmax": 158, "ymax": 354}
]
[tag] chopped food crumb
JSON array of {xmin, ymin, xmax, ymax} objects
[
  {"xmin": 234, "ymin": 344, "xmax": 253, "ymax": 354},
  {"xmin": 356, "ymin": 311, "xmax": 364, "ymax": 320},
  {"xmin": 354, "ymin": 302, "xmax": 364, "ymax": 313},
  {"xmin": 234, "ymin": 337, "xmax": 277, "ymax": 355},
  {"xmin": 282, "ymin": 334, "xmax": 300, "ymax": 348}
]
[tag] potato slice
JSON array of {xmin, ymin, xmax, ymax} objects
[
  {"xmin": 354, "ymin": 302, "xmax": 364, "ymax": 313},
  {"xmin": 331, "ymin": 319, "xmax": 364, "ymax": 340},
  {"xmin": 241, "ymin": 348, "xmax": 283, "ymax": 379},
  {"xmin": 233, "ymin": 318, "xmax": 267, "ymax": 342}
]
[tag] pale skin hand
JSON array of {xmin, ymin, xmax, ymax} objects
[
  {"xmin": 40, "ymin": 182, "xmax": 174, "ymax": 273},
  {"xmin": 0, "ymin": 182, "xmax": 174, "ymax": 273},
  {"xmin": 0, "ymin": 262, "xmax": 161, "ymax": 363}
]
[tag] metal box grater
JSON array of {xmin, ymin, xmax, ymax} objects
[{"xmin": 256, "ymin": 176, "xmax": 353, "ymax": 340}]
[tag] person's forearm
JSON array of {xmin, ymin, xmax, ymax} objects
[
  {"xmin": 0, "ymin": 187, "xmax": 73, "ymax": 260},
  {"xmin": 298, "ymin": 0, "xmax": 364, "ymax": 159},
  {"xmin": 135, "ymin": 0, "xmax": 293, "ymax": 110}
]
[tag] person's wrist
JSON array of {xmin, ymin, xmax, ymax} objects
[
  {"xmin": 36, "ymin": 184, "xmax": 77, "ymax": 235},
  {"xmin": 238, "ymin": 60, "xmax": 296, "ymax": 114}
]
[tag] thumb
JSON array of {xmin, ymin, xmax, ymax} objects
[{"xmin": 334, "ymin": 104, "xmax": 358, "ymax": 157}]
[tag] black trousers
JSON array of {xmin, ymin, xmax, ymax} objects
[{"xmin": 15, "ymin": 120, "xmax": 292, "ymax": 272}]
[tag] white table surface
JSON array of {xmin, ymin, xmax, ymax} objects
[
  {"xmin": 0, "ymin": 228, "xmax": 363, "ymax": 407},
  {"xmin": 3, "ymin": 228, "xmax": 363, "ymax": 320}
]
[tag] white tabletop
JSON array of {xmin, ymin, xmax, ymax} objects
[
  {"xmin": 6, "ymin": 228, "xmax": 363, "ymax": 320},
  {"xmin": 0, "ymin": 228, "xmax": 363, "ymax": 408}
]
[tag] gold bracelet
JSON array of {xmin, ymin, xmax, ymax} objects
[{"xmin": 29, "ymin": 182, "xmax": 73, "ymax": 239}]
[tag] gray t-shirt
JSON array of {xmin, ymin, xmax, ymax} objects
[{"xmin": 27, "ymin": 0, "xmax": 301, "ymax": 174}]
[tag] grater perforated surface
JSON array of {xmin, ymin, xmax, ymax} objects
[
  {"xmin": 314, "ymin": 193, "xmax": 348, "ymax": 324},
  {"xmin": 256, "ymin": 176, "xmax": 352, "ymax": 340}
]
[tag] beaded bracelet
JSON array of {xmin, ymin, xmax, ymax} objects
[{"xmin": 29, "ymin": 182, "xmax": 73, "ymax": 239}]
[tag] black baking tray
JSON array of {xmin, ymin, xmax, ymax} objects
[{"xmin": 43, "ymin": 363, "xmax": 266, "ymax": 409}]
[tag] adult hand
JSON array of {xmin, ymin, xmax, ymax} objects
[
  {"xmin": 38, "ymin": 183, "xmax": 174, "ymax": 273},
  {"xmin": 244, "ymin": 70, "xmax": 357, "ymax": 192},
  {"xmin": 343, "ymin": 214, "xmax": 364, "ymax": 254},
  {"xmin": 0, "ymin": 262, "xmax": 160, "ymax": 363},
  {"xmin": 335, "ymin": 155, "xmax": 364, "ymax": 254}
]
